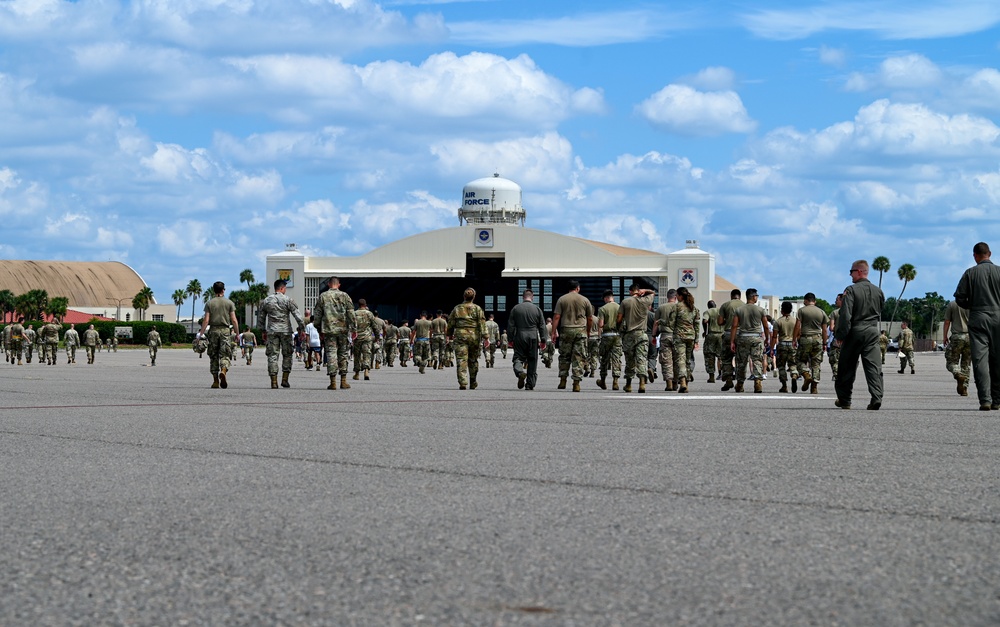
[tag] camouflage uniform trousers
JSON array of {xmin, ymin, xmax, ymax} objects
[
  {"xmin": 148, "ymin": 345, "xmax": 158, "ymax": 363},
  {"xmin": 735, "ymin": 335, "xmax": 765, "ymax": 382},
  {"xmin": 720, "ymin": 339, "xmax": 737, "ymax": 382},
  {"xmin": 542, "ymin": 340, "xmax": 555, "ymax": 367},
  {"xmin": 828, "ymin": 344, "xmax": 841, "ymax": 379},
  {"xmin": 775, "ymin": 341, "xmax": 798, "ymax": 383},
  {"xmin": 797, "ymin": 336, "xmax": 824, "ymax": 382},
  {"xmin": 398, "ymin": 340, "xmax": 410, "ymax": 365},
  {"xmin": 265, "ymin": 332, "xmax": 295, "ymax": 376},
  {"xmin": 658, "ymin": 334, "xmax": 675, "ymax": 382},
  {"xmin": 672, "ymin": 337, "xmax": 696, "ymax": 382},
  {"xmin": 453, "ymin": 331, "xmax": 482, "ymax": 387},
  {"xmin": 207, "ymin": 328, "xmax": 233, "ymax": 376},
  {"xmin": 24, "ymin": 341, "xmax": 34, "ymax": 362},
  {"xmin": 9, "ymin": 338, "xmax": 23, "ymax": 363},
  {"xmin": 373, "ymin": 339, "xmax": 383, "ymax": 368},
  {"xmin": 586, "ymin": 337, "xmax": 599, "ymax": 375},
  {"xmin": 445, "ymin": 340, "xmax": 455, "ymax": 367},
  {"xmin": 412, "ymin": 338, "xmax": 431, "ymax": 369},
  {"xmin": 244, "ymin": 345, "xmax": 254, "ymax": 363},
  {"xmin": 703, "ymin": 333, "xmax": 724, "ymax": 377},
  {"xmin": 622, "ymin": 329, "xmax": 649, "ymax": 381},
  {"xmin": 557, "ymin": 328, "xmax": 588, "ymax": 382},
  {"xmin": 324, "ymin": 332, "xmax": 351, "ymax": 376},
  {"xmin": 65, "ymin": 343, "xmax": 77, "ymax": 363},
  {"xmin": 946, "ymin": 333, "xmax": 971, "ymax": 381},
  {"xmin": 78, "ymin": 344, "xmax": 92, "ymax": 364},
  {"xmin": 353, "ymin": 337, "xmax": 373, "ymax": 373},
  {"xmin": 385, "ymin": 341, "xmax": 397, "ymax": 366},
  {"xmin": 899, "ymin": 348, "xmax": 915, "ymax": 371},
  {"xmin": 431, "ymin": 335, "xmax": 446, "ymax": 365},
  {"xmin": 485, "ymin": 342, "xmax": 497, "ymax": 366},
  {"xmin": 599, "ymin": 335, "xmax": 622, "ymax": 378}
]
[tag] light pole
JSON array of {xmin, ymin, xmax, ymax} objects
[{"xmin": 108, "ymin": 298, "xmax": 128, "ymax": 321}]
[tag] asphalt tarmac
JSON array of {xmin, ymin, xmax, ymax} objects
[{"xmin": 1, "ymin": 347, "xmax": 997, "ymax": 626}]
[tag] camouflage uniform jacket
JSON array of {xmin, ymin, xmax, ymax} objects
[
  {"xmin": 485, "ymin": 320, "xmax": 500, "ymax": 342},
  {"xmin": 670, "ymin": 304, "xmax": 701, "ymax": 341},
  {"xmin": 385, "ymin": 324, "xmax": 398, "ymax": 342},
  {"xmin": 257, "ymin": 292, "xmax": 305, "ymax": 334},
  {"xmin": 313, "ymin": 289, "xmax": 356, "ymax": 335},
  {"xmin": 148, "ymin": 330, "xmax": 162, "ymax": 347},
  {"xmin": 63, "ymin": 329, "xmax": 80, "ymax": 346},
  {"xmin": 354, "ymin": 309, "xmax": 377, "ymax": 339},
  {"xmin": 42, "ymin": 324, "xmax": 61, "ymax": 344},
  {"xmin": 448, "ymin": 302, "xmax": 486, "ymax": 339}
]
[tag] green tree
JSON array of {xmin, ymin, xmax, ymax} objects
[
  {"xmin": 203, "ymin": 288, "xmax": 213, "ymax": 304},
  {"xmin": 46, "ymin": 296, "xmax": 69, "ymax": 323},
  {"xmin": 887, "ymin": 263, "xmax": 917, "ymax": 337},
  {"xmin": 172, "ymin": 289, "xmax": 187, "ymax": 321},
  {"xmin": 872, "ymin": 256, "xmax": 891, "ymax": 290},
  {"xmin": 229, "ymin": 289, "xmax": 249, "ymax": 326},
  {"xmin": 15, "ymin": 289, "xmax": 48, "ymax": 322},
  {"xmin": 132, "ymin": 286, "xmax": 154, "ymax": 321},
  {"xmin": 0, "ymin": 289, "xmax": 14, "ymax": 323},
  {"xmin": 240, "ymin": 268, "xmax": 255, "ymax": 292},
  {"xmin": 186, "ymin": 279, "xmax": 202, "ymax": 327}
]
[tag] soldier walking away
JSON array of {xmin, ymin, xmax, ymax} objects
[
  {"xmin": 147, "ymin": 327, "xmax": 162, "ymax": 366},
  {"xmin": 430, "ymin": 311, "xmax": 448, "ymax": 370},
  {"xmin": 795, "ymin": 292, "xmax": 830, "ymax": 395},
  {"xmin": 313, "ymin": 276, "xmax": 356, "ymax": 391},
  {"xmin": 896, "ymin": 321, "xmax": 916, "ymax": 374},
  {"xmin": 828, "ymin": 293, "xmax": 843, "ymax": 381},
  {"xmin": 384, "ymin": 320, "xmax": 399, "ymax": 367},
  {"xmin": 670, "ymin": 287, "xmax": 700, "ymax": 393},
  {"xmin": 717, "ymin": 289, "xmax": 743, "ymax": 390},
  {"xmin": 833, "ymin": 260, "xmax": 885, "ymax": 410},
  {"xmin": 730, "ymin": 288, "xmax": 770, "ymax": 393},
  {"xmin": 508, "ymin": 289, "xmax": 547, "ymax": 390},
  {"xmin": 447, "ymin": 287, "xmax": 487, "ymax": 390},
  {"xmin": 64, "ymin": 323, "xmax": 80, "ymax": 364},
  {"xmin": 772, "ymin": 302, "xmax": 798, "ymax": 393},
  {"xmin": 617, "ymin": 284, "xmax": 656, "ymax": 393},
  {"xmin": 240, "ymin": 326, "xmax": 257, "ymax": 365},
  {"xmin": 878, "ymin": 330, "xmax": 889, "ymax": 364},
  {"xmin": 953, "ymin": 241, "xmax": 1000, "ymax": 411},
  {"xmin": 258, "ymin": 279, "xmax": 306, "ymax": 389},
  {"xmin": 352, "ymin": 299, "xmax": 377, "ymax": 381},
  {"xmin": 81, "ymin": 324, "xmax": 99, "ymax": 365},
  {"xmin": 397, "ymin": 321, "xmax": 411, "ymax": 367},
  {"xmin": 200, "ymin": 281, "xmax": 239, "ymax": 389},
  {"xmin": 943, "ymin": 300, "xmax": 971, "ymax": 397},
  {"xmin": 551, "ymin": 279, "xmax": 594, "ymax": 392},
  {"xmin": 8, "ymin": 317, "xmax": 25, "ymax": 365},
  {"xmin": 411, "ymin": 310, "xmax": 433, "ymax": 374},
  {"xmin": 702, "ymin": 300, "xmax": 723, "ymax": 383},
  {"xmin": 484, "ymin": 314, "xmax": 500, "ymax": 368},
  {"xmin": 23, "ymin": 324, "xmax": 36, "ymax": 363}
]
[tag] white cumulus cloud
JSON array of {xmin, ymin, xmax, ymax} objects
[{"xmin": 636, "ymin": 84, "xmax": 756, "ymax": 137}]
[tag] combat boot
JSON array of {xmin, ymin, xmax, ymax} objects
[
  {"xmin": 612, "ymin": 378, "xmax": 620, "ymax": 391},
  {"xmin": 666, "ymin": 380, "xmax": 675, "ymax": 392},
  {"xmin": 623, "ymin": 378, "xmax": 632, "ymax": 393},
  {"xmin": 721, "ymin": 378, "xmax": 734, "ymax": 391},
  {"xmin": 375, "ymin": 362, "xmax": 381, "ymax": 369},
  {"xmin": 219, "ymin": 368, "xmax": 228, "ymax": 389},
  {"xmin": 470, "ymin": 379, "xmax": 478, "ymax": 390},
  {"xmin": 735, "ymin": 381, "xmax": 744, "ymax": 393},
  {"xmin": 17, "ymin": 359, "xmax": 22, "ymax": 365},
  {"xmin": 212, "ymin": 374, "xmax": 220, "ymax": 389},
  {"xmin": 596, "ymin": 377, "xmax": 607, "ymax": 390},
  {"xmin": 572, "ymin": 381, "xmax": 581, "ymax": 392},
  {"xmin": 558, "ymin": 376, "xmax": 567, "ymax": 390},
  {"xmin": 791, "ymin": 377, "xmax": 798, "ymax": 393},
  {"xmin": 281, "ymin": 372, "xmax": 290, "ymax": 388},
  {"xmin": 810, "ymin": 382, "xmax": 818, "ymax": 394},
  {"xmin": 678, "ymin": 379, "xmax": 688, "ymax": 393},
  {"xmin": 353, "ymin": 371, "xmax": 360, "ymax": 380},
  {"xmin": 910, "ymin": 368, "xmax": 915, "ymax": 374},
  {"xmin": 638, "ymin": 378, "xmax": 646, "ymax": 393},
  {"xmin": 328, "ymin": 375, "xmax": 337, "ymax": 390},
  {"xmin": 364, "ymin": 369, "xmax": 370, "ymax": 381},
  {"xmin": 340, "ymin": 375, "xmax": 351, "ymax": 389},
  {"xmin": 270, "ymin": 375, "xmax": 279, "ymax": 389},
  {"xmin": 419, "ymin": 364, "xmax": 425, "ymax": 374},
  {"xmin": 707, "ymin": 374, "xmax": 715, "ymax": 383},
  {"xmin": 802, "ymin": 371, "xmax": 812, "ymax": 388},
  {"xmin": 779, "ymin": 383, "xmax": 788, "ymax": 393},
  {"xmin": 898, "ymin": 364, "xmax": 905, "ymax": 374},
  {"xmin": 754, "ymin": 380, "xmax": 762, "ymax": 394}
]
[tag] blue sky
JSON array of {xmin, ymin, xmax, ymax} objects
[{"xmin": 1, "ymin": 0, "xmax": 998, "ymax": 310}]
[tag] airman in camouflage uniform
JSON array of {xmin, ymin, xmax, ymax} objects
[
  {"xmin": 200, "ymin": 281, "xmax": 239, "ymax": 388},
  {"xmin": 240, "ymin": 327, "xmax": 257, "ymax": 365},
  {"xmin": 616, "ymin": 284, "xmax": 656, "ymax": 393},
  {"xmin": 943, "ymin": 300, "xmax": 971, "ymax": 396},
  {"xmin": 542, "ymin": 318, "xmax": 555, "ymax": 369},
  {"xmin": 8, "ymin": 318, "xmax": 25, "ymax": 365},
  {"xmin": 43, "ymin": 321, "xmax": 63, "ymax": 366},
  {"xmin": 352, "ymin": 299, "xmax": 377, "ymax": 381},
  {"xmin": 147, "ymin": 328, "xmax": 162, "ymax": 366},
  {"xmin": 551, "ymin": 280, "xmax": 594, "ymax": 392},
  {"xmin": 500, "ymin": 330, "xmax": 508, "ymax": 360},
  {"xmin": 23, "ymin": 325, "xmax": 36, "ymax": 363},
  {"xmin": 484, "ymin": 314, "xmax": 500, "ymax": 368},
  {"xmin": 258, "ymin": 279, "xmax": 305, "ymax": 389},
  {"xmin": 717, "ymin": 289, "xmax": 743, "ymax": 391},
  {"xmin": 795, "ymin": 292, "xmax": 829, "ymax": 394},
  {"xmin": 702, "ymin": 300, "xmax": 723, "ymax": 383},
  {"xmin": 878, "ymin": 330, "xmax": 889, "ymax": 364},
  {"xmin": 63, "ymin": 324, "xmax": 80, "ymax": 364},
  {"xmin": 2, "ymin": 324, "xmax": 10, "ymax": 363},
  {"xmin": 397, "ymin": 321, "xmax": 411, "ymax": 367},
  {"xmin": 828, "ymin": 293, "xmax": 843, "ymax": 380},
  {"xmin": 447, "ymin": 287, "xmax": 487, "ymax": 390},
  {"xmin": 430, "ymin": 311, "xmax": 448, "ymax": 369},
  {"xmin": 896, "ymin": 322, "xmax": 915, "ymax": 374},
  {"xmin": 669, "ymin": 287, "xmax": 700, "ymax": 393},
  {"xmin": 193, "ymin": 333, "xmax": 207, "ymax": 358},
  {"xmin": 82, "ymin": 324, "xmax": 100, "ymax": 365},
  {"xmin": 411, "ymin": 311, "xmax": 433, "ymax": 374},
  {"xmin": 595, "ymin": 290, "xmax": 622, "ymax": 390},
  {"xmin": 372, "ymin": 311, "xmax": 385, "ymax": 369},
  {"xmin": 771, "ymin": 302, "xmax": 798, "ymax": 393},
  {"xmin": 653, "ymin": 289, "xmax": 677, "ymax": 390},
  {"xmin": 384, "ymin": 321, "xmax": 398, "ymax": 366},
  {"xmin": 730, "ymin": 288, "xmax": 770, "ymax": 393},
  {"xmin": 313, "ymin": 276, "xmax": 356, "ymax": 390},
  {"xmin": 584, "ymin": 323, "xmax": 599, "ymax": 378}
]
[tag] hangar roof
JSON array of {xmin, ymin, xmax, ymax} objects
[{"xmin": 0, "ymin": 261, "xmax": 151, "ymax": 307}]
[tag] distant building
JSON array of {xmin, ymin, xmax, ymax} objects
[{"xmin": 267, "ymin": 174, "xmax": 732, "ymax": 328}]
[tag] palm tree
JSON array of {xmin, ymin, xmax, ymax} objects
[
  {"xmin": 186, "ymin": 279, "xmax": 202, "ymax": 330},
  {"xmin": 172, "ymin": 289, "xmax": 187, "ymax": 321},
  {"xmin": 16, "ymin": 289, "xmax": 48, "ymax": 322},
  {"xmin": 888, "ymin": 263, "xmax": 917, "ymax": 337},
  {"xmin": 45, "ymin": 296, "xmax": 69, "ymax": 323},
  {"xmin": 872, "ymin": 256, "xmax": 891, "ymax": 289},
  {"xmin": 133, "ymin": 287, "xmax": 154, "ymax": 321},
  {"xmin": 203, "ymin": 288, "xmax": 213, "ymax": 304},
  {"xmin": 240, "ymin": 269, "xmax": 256, "ymax": 321},
  {"xmin": 0, "ymin": 289, "xmax": 14, "ymax": 323}
]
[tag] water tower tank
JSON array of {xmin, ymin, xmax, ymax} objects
[{"xmin": 458, "ymin": 173, "xmax": 526, "ymax": 226}]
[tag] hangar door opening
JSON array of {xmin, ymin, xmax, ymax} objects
[{"xmin": 465, "ymin": 253, "xmax": 505, "ymax": 279}]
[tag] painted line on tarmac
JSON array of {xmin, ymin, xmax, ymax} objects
[{"xmin": 611, "ymin": 395, "xmax": 834, "ymax": 400}]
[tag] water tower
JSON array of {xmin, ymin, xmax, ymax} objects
[{"xmin": 458, "ymin": 173, "xmax": 526, "ymax": 226}]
